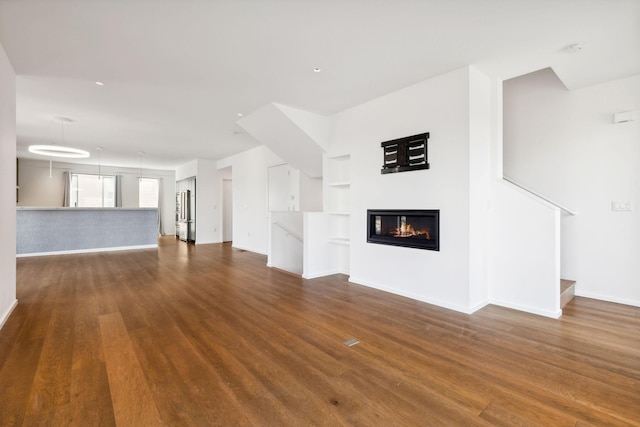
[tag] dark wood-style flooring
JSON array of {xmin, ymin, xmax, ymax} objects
[{"xmin": 1, "ymin": 237, "xmax": 639, "ymax": 426}]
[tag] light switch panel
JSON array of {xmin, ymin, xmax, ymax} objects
[{"xmin": 611, "ymin": 201, "xmax": 633, "ymax": 211}]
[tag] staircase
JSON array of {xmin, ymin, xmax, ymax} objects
[
  {"xmin": 560, "ymin": 279, "xmax": 576, "ymax": 308},
  {"xmin": 496, "ymin": 177, "xmax": 578, "ymax": 318}
]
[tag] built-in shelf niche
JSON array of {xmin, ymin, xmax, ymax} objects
[{"xmin": 325, "ymin": 154, "xmax": 350, "ymax": 245}]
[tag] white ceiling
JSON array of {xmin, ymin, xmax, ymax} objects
[{"xmin": 1, "ymin": 0, "xmax": 638, "ymax": 170}]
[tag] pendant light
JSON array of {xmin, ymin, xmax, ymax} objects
[
  {"xmin": 137, "ymin": 151, "xmax": 144, "ymax": 182},
  {"xmin": 96, "ymin": 147, "xmax": 103, "ymax": 180},
  {"xmin": 28, "ymin": 117, "xmax": 90, "ymax": 178}
]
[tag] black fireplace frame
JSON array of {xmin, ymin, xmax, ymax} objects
[{"xmin": 367, "ymin": 209, "xmax": 440, "ymax": 251}]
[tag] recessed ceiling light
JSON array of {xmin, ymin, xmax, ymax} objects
[
  {"xmin": 237, "ymin": 113, "xmax": 244, "ymax": 117},
  {"xmin": 313, "ymin": 68, "xmax": 322, "ymax": 73},
  {"xmin": 95, "ymin": 81, "xmax": 104, "ymax": 86},
  {"xmin": 565, "ymin": 43, "xmax": 585, "ymax": 54}
]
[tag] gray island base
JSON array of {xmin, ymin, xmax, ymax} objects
[{"xmin": 17, "ymin": 207, "xmax": 158, "ymax": 256}]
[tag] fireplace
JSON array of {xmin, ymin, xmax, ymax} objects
[{"xmin": 367, "ymin": 209, "xmax": 439, "ymax": 251}]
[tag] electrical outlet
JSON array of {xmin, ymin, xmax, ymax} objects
[{"xmin": 611, "ymin": 201, "xmax": 632, "ymax": 211}]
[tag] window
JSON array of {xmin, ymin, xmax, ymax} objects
[
  {"xmin": 70, "ymin": 174, "xmax": 116, "ymax": 207},
  {"xmin": 139, "ymin": 178, "xmax": 159, "ymax": 208}
]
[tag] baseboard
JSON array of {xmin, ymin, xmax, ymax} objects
[
  {"xmin": 270, "ymin": 266, "xmax": 302, "ymax": 278},
  {"xmin": 231, "ymin": 244, "xmax": 267, "ymax": 256},
  {"xmin": 302, "ymin": 269, "xmax": 342, "ymax": 280},
  {"xmin": 348, "ymin": 276, "xmax": 477, "ymax": 315},
  {"xmin": 468, "ymin": 299, "xmax": 491, "ymax": 314},
  {"xmin": 575, "ymin": 290, "xmax": 640, "ymax": 308},
  {"xmin": 16, "ymin": 244, "xmax": 158, "ymax": 257},
  {"xmin": 489, "ymin": 298, "xmax": 562, "ymax": 319},
  {"xmin": 0, "ymin": 299, "xmax": 18, "ymax": 331}
]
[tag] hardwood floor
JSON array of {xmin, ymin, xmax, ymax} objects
[{"xmin": 2, "ymin": 237, "xmax": 639, "ymax": 426}]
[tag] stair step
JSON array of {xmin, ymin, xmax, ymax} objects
[{"xmin": 560, "ymin": 279, "xmax": 576, "ymax": 308}]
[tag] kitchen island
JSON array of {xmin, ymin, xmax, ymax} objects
[{"xmin": 16, "ymin": 207, "xmax": 158, "ymax": 256}]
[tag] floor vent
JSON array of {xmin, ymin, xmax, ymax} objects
[{"xmin": 343, "ymin": 338, "xmax": 360, "ymax": 347}]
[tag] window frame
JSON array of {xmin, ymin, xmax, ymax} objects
[
  {"xmin": 138, "ymin": 177, "xmax": 159, "ymax": 208},
  {"xmin": 70, "ymin": 173, "xmax": 116, "ymax": 208}
]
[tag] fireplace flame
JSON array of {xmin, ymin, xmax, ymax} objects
[{"xmin": 391, "ymin": 223, "xmax": 430, "ymax": 239}]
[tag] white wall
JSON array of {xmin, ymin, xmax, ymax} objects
[
  {"xmin": 268, "ymin": 163, "xmax": 293, "ymax": 211},
  {"xmin": 176, "ymin": 159, "xmax": 197, "ymax": 182},
  {"xmin": 17, "ymin": 159, "xmax": 65, "ymax": 206},
  {"xmin": 176, "ymin": 159, "xmax": 224, "ymax": 244},
  {"xmin": 504, "ymin": 69, "xmax": 640, "ymax": 307},
  {"xmin": 220, "ymin": 167, "xmax": 232, "ymax": 242},
  {"xmin": 194, "ymin": 159, "xmax": 220, "ymax": 244},
  {"xmin": 333, "ymin": 66, "xmax": 491, "ymax": 313},
  {"xmin": 299, "ymin": 173, "xmax": 323, "ymax": 212},
  {"xmin": 468, "ymin": 67, "xmax": 492, "ymax": 309},
  {"xmin": 218, "ymin": 146, "xmax": 284, "ymax": 254},
  {"xmin": 0, "ymin": 42, "xmax": 17, "ymax": 328},
  {"xmin": 268, "ymin": 163, "xmax": 322, "ymax": 212},
  {"xmin": 17, "ymin": 158, "xmax": 176, "ymax": 235}
]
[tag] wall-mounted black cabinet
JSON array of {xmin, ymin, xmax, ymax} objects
[{"xmin": 381, "ymin": 133, "xmax": 430, "ymax": 174}]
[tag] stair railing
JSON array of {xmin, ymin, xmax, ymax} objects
[
  {"xmin": 272, "ymin": 221, "xmax": 303, "ymax": 242},
  {"xmin": 503, "ymin": 176, "xmax": 577, "ymax": 216}
]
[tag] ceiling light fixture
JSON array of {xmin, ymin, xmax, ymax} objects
[
  {"xmin": 313, "ymin": 68, "xmax": 322, "ymax": 73},
  {"xmin": 28, "ymin": 117, "xmax": 89, "ymax": 158},
  {"xmin": 237, "ymin": 113, "xmax": 244, "ymax": 117},
  {"xmin": 28, "ymin": 145, "xmax": 90, "ymax": 158},
  {"xmin": 565, "ymin": 43, "xmax": 585, "ymax": 54},
  {"xmin": 613, "ymin": 111, "xmax": 634, "ymax": 124},
  {"xmin": 95, "ymin": 81, "xmax": 104, "ymax": 86},
  {"xmin": 28, "ymin": 117, "xmax": 90, "ymax": 178}
]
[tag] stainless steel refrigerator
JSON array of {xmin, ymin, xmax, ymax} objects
[{"xmin": 177, "ymin": 190, "xmax": 195, "ymax": 242}]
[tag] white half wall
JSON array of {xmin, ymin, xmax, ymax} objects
[
  {"xmin": 489, "ymin": 181, "xmax": 562, "ymax": 318},
  {"xmin": 269, "ymin": 211, "xmax": 303, "ymax": 275},
  {"xmin": 0, "ymin": 42, "xmax": 17, "ymax": 328},
  {"xmin": 303, "ymin": 212, "xmax": 341, "ymax": 279},
  {"xmin": 504, "ymin": 69, "xmax": 640, "ymax": 307}
]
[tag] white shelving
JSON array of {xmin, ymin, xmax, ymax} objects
[
  {"xmin": 327, "ymin": 181, "xmax": 351, "ymax": 188},
  {"xmin": 324, "ymin": 154, "xmax": 351, "ymax": 245}
]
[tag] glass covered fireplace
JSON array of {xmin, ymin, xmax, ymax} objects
[{"xmin": 367, "ymin": 209, "xmax": 439, "ymax": 251}]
